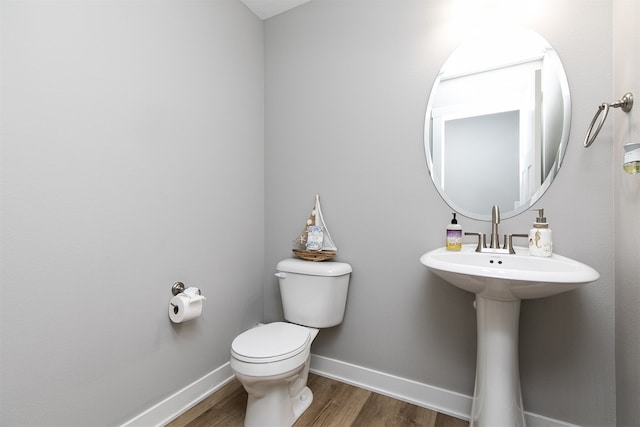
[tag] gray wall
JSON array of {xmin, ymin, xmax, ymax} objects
[
  {"xmin": 0, "ymin": 1, "xmax": 264, "ymax": 425},
  {"xmin": 264, "ymin": 1, "xmax": 617, "ymax": 425},
  {"xmin": 1, "ymin": 0, "xmax": 634, "ymax": 426},
  {"xmin": 614, "ymin": 1, "xmax": 640, "ymax": 426}
]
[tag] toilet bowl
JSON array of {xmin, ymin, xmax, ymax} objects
[
  {"xmin": 231, "ymin": 322, "xmax": 319, "ymax": 427},
  {"xmin": 230, "ymin": 258, "xmax": 352, "ymax": 427}
]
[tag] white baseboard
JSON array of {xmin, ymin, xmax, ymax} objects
[
  {"xmin": 309, "ymin": 354, "xmax": 472, "ymax": 420},
  {"xmin": 524, "ymin": 412, "xmax": 581, "ymax": 427},
  {"xmin": 121, "ymin": 355, "xmax": 580, "ymax": 427},
  {"xmin": 310, "ymin": 354, "xmax": 581, "ymax": 427},
  {"xmin": 120, "ymin": 362, "xmax": 234, "ymax": 427}
]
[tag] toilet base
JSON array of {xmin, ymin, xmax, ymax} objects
[
  {"xmin": 244, "ymin": 385, "xmax": 313, "ymax": 427},
  {"xmin": 231, "ymin": 324, "xmax": 320, "ymax": 427},
  {"xmin": 293, "ymin": 386, "xmax": 313, "ymax": 420}
]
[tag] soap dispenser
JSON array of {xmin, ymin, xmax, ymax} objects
[
  {"xmin": 446, "ymin": 213, "xmax": 462, "ymax": 251},
  {"xmin": 529, "ymin": 209, "xmax": 552, "ymax": 257}
]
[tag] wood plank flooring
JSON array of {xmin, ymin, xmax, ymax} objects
[{"xmin": 167, "ymin": 373, "xmax": 469, "ymax": 427}]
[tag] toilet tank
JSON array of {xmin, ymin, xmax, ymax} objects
[{"xmin": 276, "ymin": 258, "xmax": 352, "ymax": 328}]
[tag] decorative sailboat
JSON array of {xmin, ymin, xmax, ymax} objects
[{"xmin": 292, "ymin": 194, "xmax": 337, "ymax": 261}]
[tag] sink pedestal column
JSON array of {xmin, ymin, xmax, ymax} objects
[{"xmin": 471, "ymin": 295, "xmax": 526, "ymax": 427}]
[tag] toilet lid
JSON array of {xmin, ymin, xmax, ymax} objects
[{"xmin": 231, "ymin": 322, "xmax": 311, "ymax": 363}]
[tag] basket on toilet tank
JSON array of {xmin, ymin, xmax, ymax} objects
[{"xmin": 275, "ymin": 258, "xmax": 352, "ymax": 328}]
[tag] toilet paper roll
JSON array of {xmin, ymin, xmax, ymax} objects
[{"xmin": 169, "ymin": 294, "xmax": 203, "ymax": 323}]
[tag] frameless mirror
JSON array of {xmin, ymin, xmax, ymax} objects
[{"xmin": 424, "ymin": 28, "xmax": 571, "ymax": 221}]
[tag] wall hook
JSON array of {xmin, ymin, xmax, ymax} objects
[{"xmin": 584, "ymin": 92, "xmax": 634, "ymax": 147}]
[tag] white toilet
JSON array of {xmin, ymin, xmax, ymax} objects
[{"xmin": 230, "ymin": 258, "xmax": 352, "ymax": 427}]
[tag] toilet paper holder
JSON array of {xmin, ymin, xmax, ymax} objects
[{"xmin": 171, "ymin": 281, "xmax": 202, "ymax": 296}]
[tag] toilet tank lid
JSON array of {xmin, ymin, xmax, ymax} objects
[{"xmin": 277, "ymin": 258, "xmax": 352, "ymax": 276}]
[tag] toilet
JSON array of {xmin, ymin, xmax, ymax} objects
[{"xmin": 230, "ymin": 258, "xmax": 352, "ymax": 427}]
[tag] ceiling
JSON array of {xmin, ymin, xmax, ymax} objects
[{"xmin": 240, "ymin": 0, "xmax": 311, "ymax": 20}]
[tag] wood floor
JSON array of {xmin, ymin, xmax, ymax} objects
[{"xmin": 167, "ymin": 373, "xmax": 469, "ymax": 427}]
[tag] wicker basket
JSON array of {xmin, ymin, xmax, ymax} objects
[{"xmin": 292, "ymin": 249, "xmax": 337, "ymax": 262}]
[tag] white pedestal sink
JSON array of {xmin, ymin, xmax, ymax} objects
[{"xmin": 420, "ymin": 245, "xmax": 599, "ymax": 426}]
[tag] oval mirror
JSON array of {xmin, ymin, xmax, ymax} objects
[{"xmin": 424, "ymin": 28, "xmax": 571, "ymax": 221}]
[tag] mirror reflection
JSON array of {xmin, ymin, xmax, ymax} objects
[{"xmin": 424, "ymin": 28, "xmax": 571, "ymax": 221}]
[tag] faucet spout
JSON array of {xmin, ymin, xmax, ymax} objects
[{"xmin": 490, "ymin": 205, "xmax": 501, "ymax": 249}]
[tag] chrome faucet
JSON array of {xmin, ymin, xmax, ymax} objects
[{"xmin": 490, "ymin": 205, "xmax": 501, "ymax": 249}]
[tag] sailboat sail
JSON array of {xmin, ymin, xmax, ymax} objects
[{"xmin": 315, "ymin": 196, "xmax": 337, "ymax": 251}]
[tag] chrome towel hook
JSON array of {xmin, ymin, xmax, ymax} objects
[{"xmin": 584, "ymin": 92, "xmax": 633, "ymax": 147}]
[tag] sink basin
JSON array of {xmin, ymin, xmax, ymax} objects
[{"xmin": 420, "ymin": 244, "xmax": 600, "ymax": 301}]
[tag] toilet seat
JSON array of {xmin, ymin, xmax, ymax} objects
[{"xmin": 231, "ymin": 322, "xmax": 311, "ymax": 363}]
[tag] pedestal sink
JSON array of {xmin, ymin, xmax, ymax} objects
[{"xmin": 420, "ymin": 245, "xmax": 599, "ymax": 426}]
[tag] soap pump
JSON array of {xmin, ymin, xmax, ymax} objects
[
  {"xmin": 446, "ymin": 213, "xmax": 462, "ymax": 251},
  {"xmin": 529, "ymin": 209, "xmax": 552, "ymax": 257}
]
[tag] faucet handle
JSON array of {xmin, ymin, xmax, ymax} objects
[
  {"xmin": 506, "ymin": 234, "xmax": 529, "ymax": 254},
  {"xmin": 465, "ymin": 232, "xmax": 486, "ymax": 252}
]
